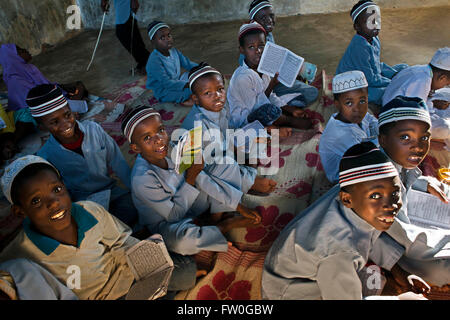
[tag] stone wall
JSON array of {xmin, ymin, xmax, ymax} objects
[
  {"xmin": 0, "ymin": 0, "xmax": 78, "ymax": 55},
  {"xmin": 78, "ymin": 0, "xmax": 450, "ymax": 29},
  {"xmin": 0, "ymin": 0, "xmax": 448, "ymax": 54}
]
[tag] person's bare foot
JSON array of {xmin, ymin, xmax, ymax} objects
[
  {"xmin": 266, "ymin": 125, "xmax": 292, "ymax": 138},
  {"xmin": 217, "ymin": 215, "xmax": 262, "ymax": 234},
  {"xmin": 250, "ymin": 176, "xmax": 277, "ymax": 194},
  {"xmin": 236, "ymin": 204, "xmax": 261, "ymax": 224},
  {"xmin": 180, "ymin": 97, "xmax": 194, "ymax": 107},
  {"xmin": 209, "ymin": 212, "xmax": 224, "ymax": 224}
]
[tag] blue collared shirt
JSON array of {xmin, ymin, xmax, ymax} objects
[{"xmin": 37, "ymin": 120, "xmax": 131, "ymax": 201}]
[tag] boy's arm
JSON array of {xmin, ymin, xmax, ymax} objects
[
  {"xmin": 228, "ymin": 73, "xmax": 262, "ymax": 128},
  {"xmin": 148, "ymin": 54, "xmax": 188, "ymax": 92},
  {"xmin": 133, "ymin": 175, "xmax": 200, "ymax": 223},
  {"xmin": 369, "ymin": 233, "xmax": 405, "ymax": 271},
  {"xmin": 380, "ymin": 62, "xmax": 398, "ymax": 79},
  {"xmin": 177, "ymin": 49, "xmax": 198, "ymax": 71},
  {"xmin": 101, "ymin": 124, "xmax": 132, "ymax": 189},
  {"xmin": 413, "ymin": 175, "xmax": 449, "ymax": 203},
  {"xmin": 316, "ymin": 253, "xmax": 364, "ymax": 300},
  {"xmin": 352, "ymin": 47, "xmax": 391, "ymax": 88}
]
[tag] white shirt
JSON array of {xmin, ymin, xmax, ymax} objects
[{"xmin": 382, "ymin": 65, "xmax": 433, "ymax": 106}]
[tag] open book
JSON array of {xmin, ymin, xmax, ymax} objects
[
  {"xmin": 257, "ymin": 41, "xmax": 304, "ymax": 88},
  {"xmin": 233, "ymin": 120, "xmax": 270, "ymax": 153},
  {"xmin": 407, "ymin": 189, "xmax": 450, "ymax": 230},
  {"xmin": 125, "ymin": 235, "xmax": 174, "ymax": 300},
  {"xmin": 174, "ymin": 125, "xmax": 202, "ymax": 174}
]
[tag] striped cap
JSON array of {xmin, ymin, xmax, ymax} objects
[
  {"xmin": 147, "ymin": 21, "xmax": 169, "ymax": 40},
  {"xmin": 121, "ymin": 106, "xmax": 161, "ymax": 142},
  {"xmin": 1, "ymin": 155, "xmax": 60, "ymax": 204},
  {"xmin": 26, "ymin": 84, "xmax": 68, "ymax": 118},
  {"xmin": 351, "ymin": 1, "xmax": 378, "ymax": 23},
  {"xmin": 332, "ymin": 70, "xmax": 368, "ymax": 94},
  {"xmin": 339, "ymin": 142, "xmax": 398, "ymax": 188},
  {"xmin": 249, "ymin": 1, "xmax": 273, "ymax": 20},
  {"xmin": 378, "ymin": 96, "xmax": 431, "ymax": 129},
  {"xmin": 188, "ymin": 64, "xmax": 222, "ymax": 90},
  {"xmin": 238, "ymin": 21, "xmax": 267, "ymax": 41}
]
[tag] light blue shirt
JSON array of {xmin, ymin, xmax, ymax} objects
[
  {"xmin": 146, "ymin": 48, "xmax": 198, "ymax": 103},
  {"xmin": 131, "ymin": 155, "xmax": 229, "ymax": 255},
  {"xmin": 114, "ymin": 0, "xmax": 131, "ymax": 25},
  {"xmin": 37, "ymin": 120, "xmax": 131, "ymax": 201},
  {"xmin": 262, "ymin": 185, "xmax": 383, "ymax": 300},
  {"xmin": 319, "ymin": 112, "xmax": 379, "ymax": 183}
]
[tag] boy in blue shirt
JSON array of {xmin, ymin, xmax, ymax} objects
[
  {"xmin": 336, "ymin": 0, "xmax": 408, "ymax": 105},
  {"xmin": 27, "ymin": 84, "xmax": 138, "ymax": 228},
  {"xmin": 145, "ymin": 21, "xmax": 198, "ymax": 107}
]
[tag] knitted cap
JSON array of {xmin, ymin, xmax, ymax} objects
[{"xmin": 339, "ymin": 142, "xmax": 398, "ymax": 187}]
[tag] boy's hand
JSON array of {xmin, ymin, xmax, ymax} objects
[
  {"xmin": 185, "ymin": 156, "xmax": 204, "ymax": 186},
  {"xmin": 101, "ymin": 0, "xmax": 110, "ymax": 12},
  {"xmin": 427, "ymin": 182, "xmax": 449, "ymax": 203},
  {"xmin": 131, "ymin": 0, "xmax": 140, "ymax": 13}
]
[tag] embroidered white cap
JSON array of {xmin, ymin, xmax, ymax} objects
[{"xmin": 332, "ymin": 70, "xmax": 368, "ymax": 94}]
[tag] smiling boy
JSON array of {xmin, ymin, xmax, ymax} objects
[
  {"xmin": 261, "ymin": 142, "xmax": 424, "ymax": 300},
  {"xmin": 27, "ymin": 84, "xmax": 138, "ymax": 227}
]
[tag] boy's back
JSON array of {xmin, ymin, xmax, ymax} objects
[{"xmin": 382, "ymin": 64, "xmax": 432, "ymax": 106}]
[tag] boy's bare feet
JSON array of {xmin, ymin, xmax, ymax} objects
[
  {"xmin": 236, "ymin": 203, "xmax": 261, "ymax": 224},
  {"xmin": 289, "ymin": 116, "xmax": 312, "ymax": 130},
  {"xmin": 217, "ymin": 215, "xmax": 262, "ymax": 234},
  {"xmin": 250, "ymin": 176, "xmax": 277, "ymax": 194},
  {"xmin": 266, "ymin": 125, "xmax": 292, "ymax": 138}
]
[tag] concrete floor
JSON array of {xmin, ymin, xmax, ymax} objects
[{"xmin": 1, "ymin": 6, "xmax": 449, "ymax": 97}]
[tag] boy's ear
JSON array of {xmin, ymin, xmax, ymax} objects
[
  {"xmin": 191, "ymin": 93, "xmax": 199, "ymax": 105},
  {"xmin": 339, "ymin": 190, "xmax": 353, "ymax": 208},
  {"xmin": 239, "ymin": 46, "xmax": 245, "ymax": 54},
  {"xmin": 11, "ymin": 204, "xmax": 25, "ymax": 219},
  {"xmin": 378, "ymin": 133, "xmax": 387, "ymax": 150},
  {"xmin": 129, "ymin": 143, "xmax": 141, "ymax": 154}
]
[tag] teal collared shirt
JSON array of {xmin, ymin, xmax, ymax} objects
[{"xmin": 23, "ymin": 203, "xmax": 98, "ymax": 256}]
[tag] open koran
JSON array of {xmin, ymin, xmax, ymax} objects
[
  {"xmin": 257, "ymin": 41, "xmax": 304, "ymax": 88},
  {"xmin": 407, "ymin": 189, "xmax": 450, "ymax": 230},
  {"xmin": 174, "ymin": 125, "xmax": 202, "ymax": 174},
  {"xmin": 125, "ymin": 236, "xmax": 174, "ymax": 300}
]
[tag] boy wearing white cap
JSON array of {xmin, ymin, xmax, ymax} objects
[
  {"xmin": 382, "ymin": 47, "xmax": 450, "ymax": 106},
  {"xmin": 336, "ymin": 0, "xmax": 408, "ymax": 105},
  {"xmin": 319, "ymin": 70, "xmax": 379, "ymax": 183},
  {"xmin": 429, "ymin": 88, "xmax": 450, "ymax": 150}
]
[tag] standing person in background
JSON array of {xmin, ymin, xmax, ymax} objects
[{"xmin": 101, "ymin": 0, "xmax": 150, "ymax": 75}]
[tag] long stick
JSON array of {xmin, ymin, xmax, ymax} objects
[
  {"xmin": 86, "ymin": 11, "xmax": 107, "ymax": 71},
  {"xmin": 130, "ymin": 14, "xmax": 135, "ymax": 76}
]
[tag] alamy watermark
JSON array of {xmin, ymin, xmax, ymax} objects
[{"xmin": 66, "ymin": 5, "xmax": 82, "ymax": 30}]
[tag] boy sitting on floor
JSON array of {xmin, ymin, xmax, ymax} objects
[
  {"xmin": 336, "ymin": 0, "xmax": 408, "ymax": 106},
  {"xmin": 227, "ymin": 22, "xmax": 312, "ymax": 136},
  {"xmin": 371, "ymin": 95, "xmax": 450, "ymax": 288},
  {"xmin": 262, "ymin": 142, "xmax": 426, "ymax": 300},
  {"xmin": 319, "ymin": 70, "xmax": 379, "ymax": 184},
  {"xmin": 382, "ymin": 47, "xmax": 450, "ymax": 106},
  {"xmin": 124, "ymin": 106, "xmax": 261, "ymax": 256},
  {"xmin": 0, "ymin": 156, "xmax": 197, "ymax": 299},
  {"xmin": 145, "ymin": 21, "xmax": 198, "ymax": 107},
  {"xmin": 239, "ymin": 0, "xmax": 319, "ymax": 105},
  {"xmin": 27, "ymin": 84, "xmax": 138, "ymax": 228},
  {"xmin": 181, "ymin": 62, "xmax": 277, "ymax": 195}
]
